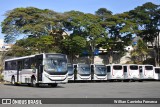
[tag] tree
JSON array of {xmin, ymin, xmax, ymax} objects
[
  {"xmin": 61, "ymin": 35, "xmax": 87, "ymax": 63},
  {"xmin": 6, "ymin": 35, "xmax": 55, "ymax": 57},
  {"xmin": 131, "ymin": 39, "xmax": 149, "ymax": 64},
  {"xmin": 63, "ymin": 11, "xmax": 86, "ymax": 37},
  {"xmin": 83, "ymin": 13, "xmax": 107, "ymax": 63},
  {"xmin": 1, "ymin": 7, "xmax": 66, "ymax": 49},
  {"xmin": 95, "ymin": 8, "xmax": 135, "ymax": 64},
  {"xmin": 129, "ymin": 2, "xmax": 160, "ymax": 66},
  {"xmin": 64, "ymin": 11, "xmax": 107, "ymax": 63}
]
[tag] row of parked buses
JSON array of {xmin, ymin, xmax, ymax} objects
[
  {"xmin": 67, "ymin": 63, "xmax": 160, "ymax": 82},
  {"xmin": 2, "ymin": 53, "xmax": 160, "ymax": 87}
]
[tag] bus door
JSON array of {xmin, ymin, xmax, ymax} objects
[
  {"xmin": 155, "ymin": 68, "xmax": 160, "ymax": 80},
  {"xmin": 139, "ymin": 66, "xmax": 143, "ymax": 79},
  {"xmin": 123, "ymin": 66, "xmax": 127, "ymax": 79},
  {"xmin": 17, "ymin": 60, "xmax": 22, "ymax": 83},
  {"xmin": 35, "ymin": 55, "xmax": 43, "ymax": 81}
]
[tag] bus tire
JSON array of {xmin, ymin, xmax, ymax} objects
[
  {"xmin": 11, "ymin": 77, "xmax": 15, "ymax": 85},
  {"xmin": 138, "ymin": 80, "xmax": 143, "ymax": 82},
  {"xmin": 31, "ymin": 77, "xmax": 38, "ymax": 87},
  {"xmin": 50, "ymin": 83, "xmax": 58, "ymax": 87},
  {"xmin": 11, "ymin": 76, "xmax": 17, "ymax": 85}
]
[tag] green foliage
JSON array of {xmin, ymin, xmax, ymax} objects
[
  {"xmin": 128, "ymin": 2, "xmax": 160, "ymax": 42},
  {"xmin": 1, "ymin": 2, "xmax": 159, "ymax": 64},
  {"xmin": 61, "ymin": 35, "xmax": 87, "ymax": 62},
  {"xmin": 131, "ymin": 39, "xmax": 149, "ymax": 63},
  {"xmin": 6, "ymin": 36, "xmax": 55, "ymax": 57},
  {"xmin": 143, "ymin": 58, "xmax": 155, "ymax": 65},
  {"xmin": 1, "ymin": 7, "xmax": 65, "ymax": 43},
  {"xmin": 0, "ymin": 73, "xmax": 3, "ymax": 81},
  {"xmin": 6, "ymin": 45, "xmax": 31, "ymax": 57}
]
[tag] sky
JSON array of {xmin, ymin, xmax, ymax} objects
[{"xmin": 0, "ymin": 0, "xmax": 159, "ymax": 40}]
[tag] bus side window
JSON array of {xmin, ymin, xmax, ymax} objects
[
  {"xmin": 139, "ymin": 66, "xmax": 142, "ymax": 73},
  {"xmin": 18, "ymin": 61, "xmax": 22, "ymax": 71},
  {"xmin": 5, "ymin": 62, "xmax": 8, "ymax": 70},
  {"xmin": 23, "ymin": 58, "xmax": 31, "ymax": 69},
  {"xmin": 107, "ymin": 66, "xmax": 111, "ymax": 72},
  {"xmin": 11, "ymin": 61, "xmax": 17, "ymax": 70},
  {"xmin": 155, "ymin": 68, "xmax": 160, "ymax": 73},
  {"xmin": 124, "ymin": 66, "xmax": 127, "ymax": 72},
  {"xmin": 8, "ymin": 62, "xmax": 12, "ymax": 70}
]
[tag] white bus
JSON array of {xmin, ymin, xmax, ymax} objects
[
  {"xmin": 106, "ymin": 64, "xmax": 124, "ymax": 81},
  {"xmin": 154, "ymin": 67, "xmax": 160, "ymax": 80},
  {"xmin": 123, "ymin": 64, "xmax": 140, "ymax": 81},
  {"xmin": 73, "ymin": 63, "xmax": 91, "ymax": 81},
  {"xmin": 67, "ymin": 63, "xmax": 74, "ymax": 81},
  {"xmin": 90, "ymin": 64, "xmax": 107, "ymax": 81},
  {"xmin": 139, "ymin": 65, "xmax": 154, "ymax": 80},
  {"xmin": 3, "ymin": 53, "xmax": 68, "ymax": 87}
]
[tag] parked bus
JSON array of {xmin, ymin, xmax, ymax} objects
[
  {"xmin": 67, "ymin": 63, "xmax": 74, "ymax": 81},
  {"xmin": 3, "ymin": 53, "xmax": 68, "ymax": 87},
  {"xmin": 123, "ymin": 64, "xmax": 140, "ymax": 81},
  {"xmin": 91, "ymin": 64, "xmax": 107, "ymax": 81},
  {"xmin": 139, "ymin": 65, "xmax": 154, "ymax": 80},
  {"xmin": 73, "ymin": 63, "xmax": 91, "ymax": 81},
  {"xmin": 106, "ymin": 64, "xmax": 124, "ymax": 81},
  {"xmin": 154, "ymin": 67, "xmax": 160, "ymax": 80}
]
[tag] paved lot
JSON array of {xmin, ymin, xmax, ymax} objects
[{"xmin": 0, "ymin": 81, "xmax": 160, "ymax": 107}]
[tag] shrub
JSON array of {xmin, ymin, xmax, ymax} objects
[
  {"xmin": 0, "ymin": 73, "xmax": 4, "ymax": 81},
  {"xmin": 143, "ymin": 58, "xmax": 155, "ymax": 66}
]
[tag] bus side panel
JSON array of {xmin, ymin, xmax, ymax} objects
[
  {"xmin": 20, "ymin": 69, "xmax": 34, "ymax": 83},
  {"xmin": 107, "ymin": 66, "xmax": 111, "ymax": 80},
  {"xmin": 123, "ymin": 66, "xmax": 128, "ymax": 79},
  {"xmin": 3, "ymin": 70, "xmax": 17, "ymax": 82}
]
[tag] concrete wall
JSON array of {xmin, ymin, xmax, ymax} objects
[{"xmin": 68, "ymin": 52, "xmax": 130, "ymax": 64}]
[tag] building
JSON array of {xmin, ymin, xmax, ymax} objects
[{"xmin": 0, "ymin": 39, "xmax": 12, "ymax": 52}]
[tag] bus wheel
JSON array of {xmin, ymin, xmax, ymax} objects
[
  {"xmin": 138, "ymin": 80, "xmax": 143, "ymax": 82},
  {"xmin": 31, "ymin": 78, "xmax": 38, "ymax": 87},
  {"xmin": 11, "ymin": 77, "xmax": 16, "ymax": 85},
  {"xmin": 50, "ymin": 83, "xmax": 58, "ymax": 87}
]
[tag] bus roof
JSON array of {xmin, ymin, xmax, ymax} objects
[
  {"xmin": 122, "ymin": 64, "xmax": 138, "ymax": 66},
  {"xmin": 4, "ymin": 53, "xmax": 66, "ymax": 62},
  {"xmin": 106, "ymin": 64, "xmax": 122, "ymax": 66},
  {"xmin": 138, "ymin": 64, "xmax": 154, "ymax": 66}
]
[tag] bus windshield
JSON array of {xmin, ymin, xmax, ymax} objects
[
  {"xmin": 44, "ymin": 58, "xmax": 67, "ymax": 72},
  {"xmin": 145, "ymin": 66, "xmax": 153, "ymax": 70},
  {"xmin": 113, "ymin": 65, "xmax": 122, "ymax": 70},
  {"xmin": 78, "ymin": 64, "xmax": 90, "ymax": 74},
  {"xmin": 95, "ymin": 65, "xmax": 106, "ymax": 74},
  {"xmin": 67, "ymin": 65, "xmax": 74, "ymax": 75},
  {"xmin": 130, "ymin": 65, "xmax": 138, "ymax": 70}
]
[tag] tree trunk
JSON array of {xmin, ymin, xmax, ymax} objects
[
  {"xmin": 108, "ymin": 51, "xmax": 113, "ymax": 64},
  {"xmin": 69, "ymin": 53, "xmax": 73, "ymax": 64},
  {"xmin": 157, "ymin": 32, "xmax": 160, "ymax": 66},
  {"xmin": 153, "ymin": 38, "xmax": 158, "ymax": 66},
  {"xmin": 90, "ymin": 41, "xmax": 95, "ymax": 64}
]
